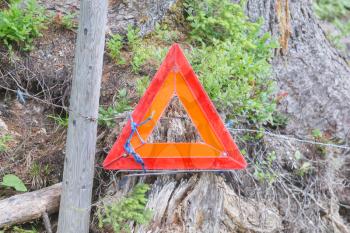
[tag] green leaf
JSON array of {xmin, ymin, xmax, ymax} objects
[{"xmin": 1, "ymin": 174, "xmax": 27, "ymax": 192}]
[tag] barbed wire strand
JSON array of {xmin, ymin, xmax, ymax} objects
[{"xmin": 228, "ymin": 128, "xmax": 350, "ymax": 150}]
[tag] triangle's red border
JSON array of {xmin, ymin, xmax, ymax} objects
[{"xmin": 103, "ymin": 44, "xmax": 247, "ymax": 170}]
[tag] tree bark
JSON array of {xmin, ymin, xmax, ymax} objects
[
  {"xmin": 57, "ymin": 1, "xmax": 108, "ymax": 233},
  {"xmin": 245, "ymin": 0, "xmax": 350, "ymax": 139},
  {"xmin": 0, "ymin": 183, "xmax": 61, "ymax": 228}
]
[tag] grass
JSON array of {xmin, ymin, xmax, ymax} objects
[{"xmin": 48, "ymin": 114, "xmax": 69, "ymax": 128}]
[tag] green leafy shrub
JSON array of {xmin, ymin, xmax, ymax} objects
[
  {"xmin": 126, "ymin": 26, "xmax": 152, "ymax": 73},
  {"xmin": 185, "ymin": 0, "xmax": 278, "ymax": 124},
  {"xmin": 0, "ymin": 0, "xmax": 47, "ymax": 51},
  {"xmin": 60, "ymin": 12, "xmax": 77, "ymax": 30},
  {"xmin": 99, "ymin": 88, "xmax": 132, "ymax": 128},
  {"xmin": 0, "ymin": 174, "xmax": 27, "ymax": 192},
  {"xmin": 98, "ymin": 184, "xmax": 152, "ymax": 233},
  {"xmin": 107, "ymin": 33, "xmax": 125, "ymax": 64},
  {"xmin": 107, "ymin": 26, "xmax": 153, "ymax": 72},
  {"xmin": 131, "ymin": 46, "xmax": 151, "ymax": 73}
]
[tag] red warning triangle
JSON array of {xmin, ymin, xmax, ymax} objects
[{"xmin": 103, "ymin": 44, "xmax": 246, "ymax": 170}]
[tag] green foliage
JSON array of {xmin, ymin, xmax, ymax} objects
[
  {"xmin": 185, "ymin": 0, "xmax": 278, "ymax": 124},
  {"xmin": 0, "ymin": 134, "xmax": 12, "ymax": 152},
  {"xmin": 0, "ymin": 174, "xmax": 27, "ymax": 192},
  {"xmin": 30, "ymin": 162, "xmax": 51, "ymax": 188},
  {"xmin": 136, "ymin": 76, "xmax": 150, "ymax": 97},
  {"xmin": 107, "ymin": 33, "xmax": 125, "ymax": 64},
  {"xmin": 314, "ymin": 0, "xmax": 350, "ymax": 52},
  {"xmin": 314, "ymin": 0, "xmax": 350, "ymax": 21},
  {"xmin": 98, "ymin": 184, "xmax": 152, "ymax": 233},
  {"xmin": 311, "ymin": 128, "xmax": 323, "ymax": 139},
  {"xmin": 0, "ymin": 0, "xmax": 47, "ymax": 51},
  {"xmin": 99, "ymin": 88, "xmax": 132, "ymax": 128},
  {"xmin": 48, "ymin": 114, "xmax": 69, "ymax": 128},
  {"xmin": 311, "ymin": 129, "xmax": 328, "ymax": 157},
  {"xmin": 253, "ymin": 151, "xmax": 277, "ymax": 184},
  {"xmin": 153, "ymin": 23, "xmax": 179, "ymax": 43},
  {"xmin": 11, "ymin": 226, "xmax": 38, "ymax": 233},
  {"xmin": 270, "ymin": 112, "xmax": 288, "ymax": 128},
  {"xmin": 296, "ymin": 161, "xmax": 313, "ymax": 177},
  {"xmin": 131, "ymin": 46, "xmax": 151, "ymax": 73},
  {"xmin": 60, "ymin": 12, "xmax": 77, "ymax": 30},
  {"xmin": 126, "ymin": 25, "xmax": 141, "ymax": 48},
  {"xmin": 294, "ymin": 150, "xmax": 314, "ymax": 177},
  {"xmin": 107, "ymin": 26, "xmax": 155, "ymax": 73},
  {"xmin": 126, "ymin": 25, "xmax": 156, "ymax": 73}
]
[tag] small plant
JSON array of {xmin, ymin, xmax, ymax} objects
[
  {"xmin": 0, "ymin": 0, "xmax": 47, "ymax": 51},
  {"xmin": 12, "ymin": 226, "xmax": 38, "ymax": 233},
  {"xmin": 253, "ymin": 151, "xmax": 277, "ymax": 184},
  {"xmin": 98, "ymin": 183, "xmax": 152, "ymax": 233},
  {"xmin": 131, "ymin": 46, "xmax": 151, "ymax": 73},
  {"xmin": 48, "ymin": 114, "xmax": 69, "ymax": 128},
  {"xmin": 99, "ymin": 88, "xmax": 132, "ymax": 128},
  {"xmin": 270, "ymin": 112, "xmax": 288, "ymax": 128},
  {"xmin": 311, "ymin": 129, "xmax": 328, "ymax": 157},
  {"xmin": 153, "ymin": 23, "xmax": 179, "ymax": 43},
  {"xmin": 0, "ymin": 174, "xmax": 27, "ymax": 192},
  {"xmin": 311, "ymin": 128, "xmax": 323, "ymax": 139},
  {"xmin": 136, "ymin": 76, "xmax": 150, "ymax": 97},
  {"xmin": 60, "ymin": 12, "xmax": 77, "ymax": 30},
  {"xmin": 30, "ymin": 162, "xmax": 51, "ymax": 189},
  {"xmin": 107, "ymin": 33, "xmax": 125, "ymax": 64},
  {"xmin": 0, "ymin": 134, "xmax": 12, "ymax": 152},
  {"xmin": 296, "ymin": 161, "xmax": 313, "ymax": 177},
  {"xmin": 254, "ymin": 167, "xmax": 277, "ymax": 184},
  {"xmin": 126, "ymin": 25, "xmax": 152, "ymax": 73},
  {"xmin": 126, "ymin": 25, "xmax": 141, "ymax": 48}
]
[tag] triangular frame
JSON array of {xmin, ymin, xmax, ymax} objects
[{"xmin": 103, "ymin": 44, "xmax": 247, "ymax": 170}]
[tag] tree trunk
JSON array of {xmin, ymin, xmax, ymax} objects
[
  {"xmin": 0, "ymin": 183, "xmax": 61, "ymax": 228},
  {"xmin": 57, "ymin": 1, "xmax": 108, "ymax": 233},
  {"xmin": 245, "ymin": 0, "xmax": 350, "ymax": 139}
]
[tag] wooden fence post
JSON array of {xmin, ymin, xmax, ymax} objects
[{"xmin": 57, "ymin": 1, "xmax": 108, "ymax": 232}]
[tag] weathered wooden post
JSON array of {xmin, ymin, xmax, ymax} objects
[{"xmin": 57, "ymin": 1, "xmax": 108, "ymax": 232}]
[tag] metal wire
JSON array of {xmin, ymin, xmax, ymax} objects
[{"xmin": 228, "ymin": 128, "xmax": 350, "ymax": 150}]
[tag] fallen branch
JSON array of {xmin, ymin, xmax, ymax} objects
[{"xmin": 0, "ymin": 183, "xmax": 62, "ymax": 228}]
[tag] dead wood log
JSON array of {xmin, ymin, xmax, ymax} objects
[{"xmin": 0, "ymin": 183, "xmax": 62, "ymax": 228}]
